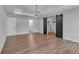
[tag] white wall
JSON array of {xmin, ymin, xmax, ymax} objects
[
  {"xmin": 36, "ymin": 17, "xmax": 43, "ymax": 33},
  {"xmin": 0, "ymin": 6, "xmax": 6, "ymax": 53},
  {"xmin": 6, "ymin": 16, "xmax": 43, "ymax": 36},
  {"xmin": 16, "ymin": 17, "xmax": 43, "ymax": 35},
  {"xmin": 63, "ymin": 7, "xmax": 79, "ymax": 42},
  {"xmin": 6, "ymin": 17, "xmax": 16, "ymax": 36}
]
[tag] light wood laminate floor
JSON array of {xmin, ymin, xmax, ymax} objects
[{"xmin": 1, "ymin": 33, "xmax": 79, "ymax": 54}]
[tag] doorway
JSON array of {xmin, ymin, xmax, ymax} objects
[
  {"xmin": 43, "ymin": 14, "xmax": 63, "ymax": 39},
  {"xmin": 28, "ymin": 19, "xmax": 34, "ymax": 33},
  {"xmin": 47, "ymin": 16, "xmax": 56, "ymax": 36},
  {"xmin": 56, "ymin": 14, "xmax": 63, "ymax": 38}
]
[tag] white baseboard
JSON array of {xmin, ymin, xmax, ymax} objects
[
  {"xmin": 7, "ymin": 32, "xmax": 29, "ymax": 36},
  {"xmin": 63, "ymin": 37, "xmax": 79, "ymax": 43},
  {"xmin": 6, "ymin": 31, "xmax": 43, "ymax": 36},
  {"xmin": 16, "ymin": 32, "xmax": 29, "ymax": 35}
]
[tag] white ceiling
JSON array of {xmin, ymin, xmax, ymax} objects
[{"xmin": 2, "ymin": 5, "xmax": 79, "ymax": 18}]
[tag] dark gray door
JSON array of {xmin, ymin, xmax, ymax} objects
[
  {"xmin": 43, "ymin": 17, "xmax": 47, "ymax": 34},
  {"xmin": 56, "ymin": 14, "xmax": 63, "ymax": 38}
]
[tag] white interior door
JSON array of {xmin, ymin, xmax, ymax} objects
[{"xmin": 6, "ymin": 17, "xmax": 16, "ymax": 36}]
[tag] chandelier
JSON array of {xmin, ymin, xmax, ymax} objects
[{"xmin": 32, "ymin": 5, "xmax": 41, "ymax": 17}]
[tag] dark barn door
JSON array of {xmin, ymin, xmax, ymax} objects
[
  {"xmin": 43, "ymin": 17, "xmax": 47, "ymax": 34},
  {"xmin": 56, "ymin": 14, "xmax": 63, "ymax": 38}
]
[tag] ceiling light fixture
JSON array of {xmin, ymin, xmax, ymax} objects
[
  {"xmin": 32, "ymin": 5, "xmax": 41, "ymax": 17},
  {"xmin": 13, "ymin": 5, "xmax": 41, "ymax": 17}
]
